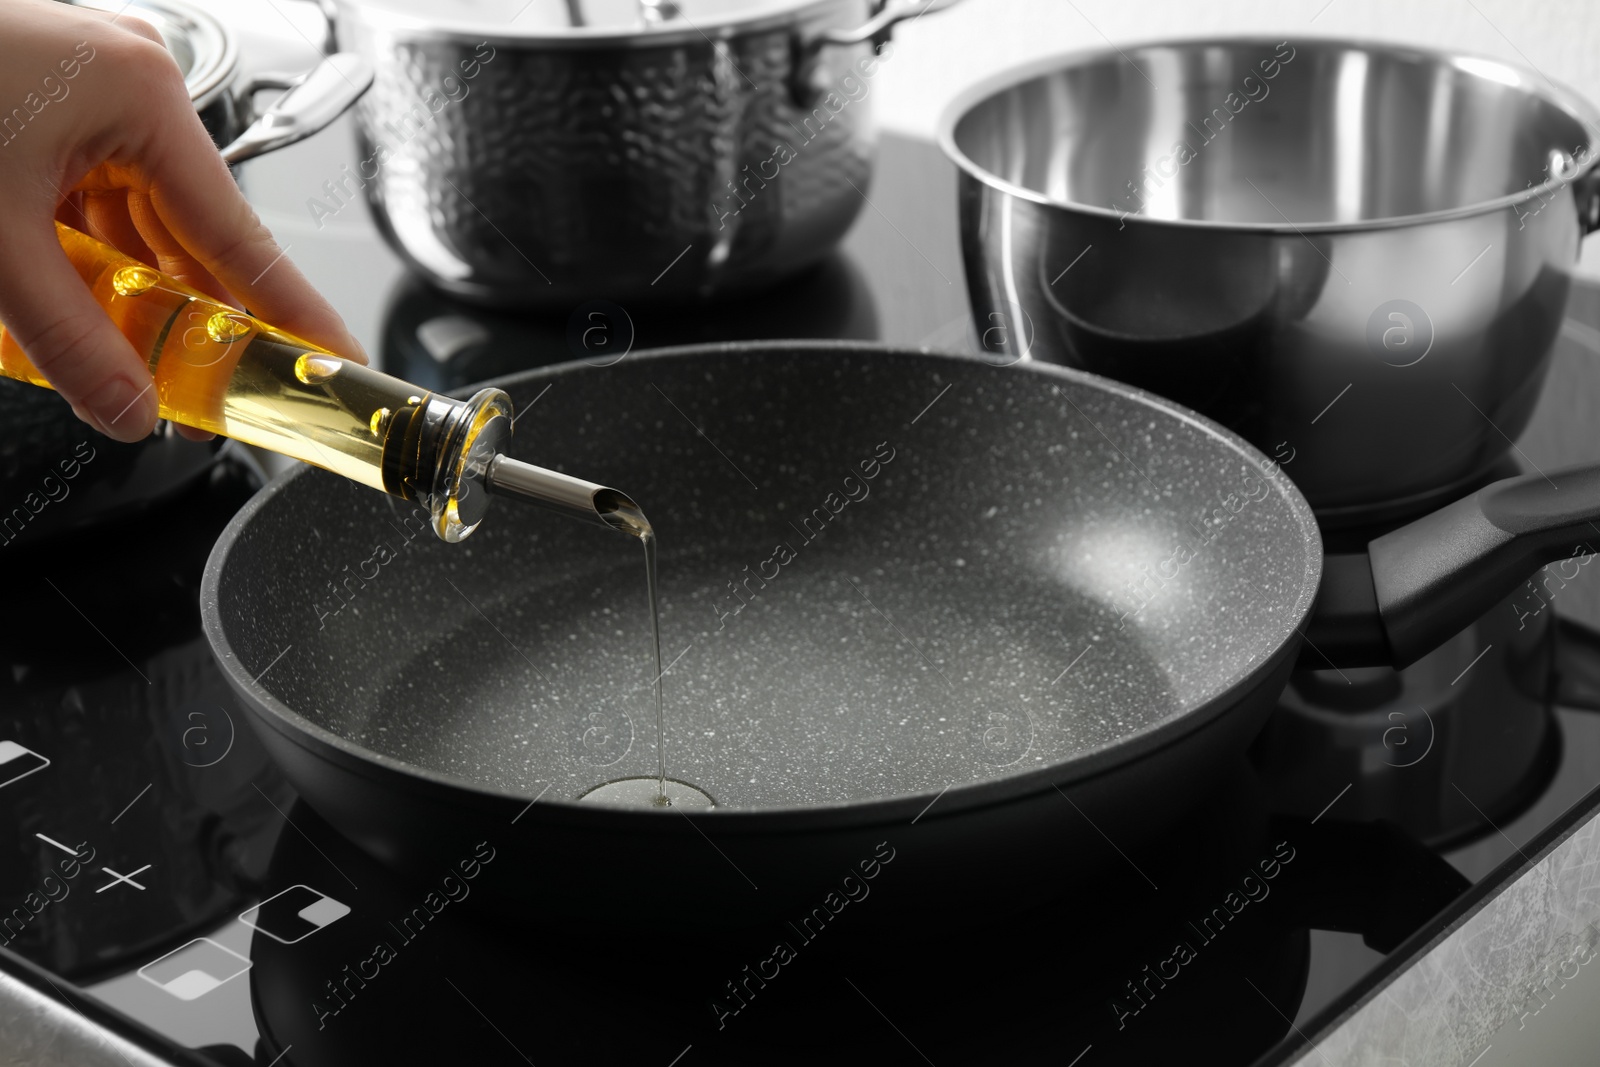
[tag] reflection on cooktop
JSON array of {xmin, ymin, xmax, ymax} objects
[
  {"xmin": 85, "ymin": 759, "xmax": 1469, "ymax": 1067},
  {"xmin": 1254, "ymin": 583, "xmax": 1566, "ymax": 849},
  {"xmin": 382, "ymin": 254, "xmax": 880, "ymax": 394},
  {"xmin": 0, "ymin": 455, "xmax": 287, "ymax": 982}
]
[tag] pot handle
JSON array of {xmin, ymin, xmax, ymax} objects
[
  {"xmin": 1574, "ymin": 162, "xmax": 1600, "ymax": 235},
  {"xmin": 287, "ymin": 0, "xmax": 341, "ymax": 54},
  {"xmin": 219, "ymin": 52, "xmax": 373, "ymax": 166},
  {"xmin": 815, "ymin": 0, "xmax": 967, "ymax": 49},
  {"xmin": 1306, "ymin": 465, "xmax": 1600, "ymax": 669},
  {"xmin": 789, "ymin": 0, "xmax": 963, "ymax": 106}
]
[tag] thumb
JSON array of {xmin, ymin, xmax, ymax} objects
[{"xmin": 0, "ymin": 221, "xmax": 158, "ymax": 443}]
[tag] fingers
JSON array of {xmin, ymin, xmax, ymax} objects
[
  {"xmin": 70, "ymin": 5, "xmax": 166, "ymax": 47},
  {"xmin": 173, "ymin": 423, "xmax": 214, "ymax": 443},
  {"xmin": 116, "ymin": 190, "xmax": 220, "ymax": 442},
  {"xmin": 80, "ymin": 188, "xmax": 157, "ymax": 268},
  {"xmin": 135, "ymin": 110, "xmax": 367, "ymax": 363},
  {"xmin": 124, "ymin": 188, "xmax": 234, "ymax": 305},
  {"xmin": 75, "ymin": 197, "xmax": 219, "ymax": 443},
  {"xmin": 54, "ymin": 194, "xmax": 88, "ymax": 231},
  {"xmin": 0, "ymin": 0, "xmax": 360, "ymax": 455},
  {"xmin": 0, "ymin": 220, "xmax": 157, "ymax": 442}
]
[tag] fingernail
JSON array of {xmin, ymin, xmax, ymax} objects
[{"xmin": 86, "ymin": 378, "xmax": 157, "ymax": 442}]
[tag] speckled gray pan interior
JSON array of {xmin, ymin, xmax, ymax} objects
[{"xmin": 203, "ymin": 343, "xmax": 1321, "ymax": 814}]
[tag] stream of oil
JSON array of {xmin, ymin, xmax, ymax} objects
[
  {"xmin": 581, "ymin": 501, "xmax": 717, "ymax": 810},
  {"xmin": 599, "ymin": 501, "xmax": 669, "ymax": 804}
]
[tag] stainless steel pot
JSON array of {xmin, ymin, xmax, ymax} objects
[
  {"xmin": 306, "ymin": 0, "xmax": 961, "ymax": 307},
  {"xmin": 0, "ymin": 0, "xmax": 371, "ymax": 549},
  {"xmin": 941, "ymin": 39, "xmax": 1600, "ymax": 525}
]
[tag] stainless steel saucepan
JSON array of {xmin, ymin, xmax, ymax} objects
[
  {"xmin": 297, "ymin": 0, "xmax": 964, "ymax": 307},
  {"xmin": 941, "ymin": 39, "xmax": 1600, "ymax": 526}
]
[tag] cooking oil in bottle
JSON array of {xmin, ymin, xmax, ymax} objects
[
  {"xmin": 6, "ymin": 243, "xmax": 393, "ymax": 490},
  {"xmin": 0, "ymin": 224, "xmax": 518, "ymax": 541}
]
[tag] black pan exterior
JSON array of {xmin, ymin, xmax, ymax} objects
[{"xmin": 201, "ymin": 342, "xmax": 1321, "ymax": 928}]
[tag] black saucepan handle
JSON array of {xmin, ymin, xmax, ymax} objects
[{"xmin": 1305, "ymin": 465, "xmax": 1600, "ymax": 669}]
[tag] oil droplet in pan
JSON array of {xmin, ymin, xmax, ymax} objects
[
  {"xmin": 369, "ymin": 407, "xmax": 391, "ymax": 437},
  {"xmin": 111, "ymin": 265, "xmax": 160, "ymax": 297},
  {"xmin": 294, "ymin": 352, "xmax": 343, "ymax": 385}
]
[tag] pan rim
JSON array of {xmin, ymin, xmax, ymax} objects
[
  {"xmin": 200, "ymin": 340, "xmax": 1323, "ymax": 831},
  {"xmin": 936, "ymin": 34, "xmax": 1600, "ymax": 236}
]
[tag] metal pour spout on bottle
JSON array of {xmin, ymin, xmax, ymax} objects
[{"xmin": 0, "ymin": 223, "xmax": 640, "ymax": 542}]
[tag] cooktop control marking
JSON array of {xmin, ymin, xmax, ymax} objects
[
  {"xmin": 136, "ymin": 938, "xmax": 251, "ymax": 1001},
  {"xmin": 0, "ymin": 740, "xmax": 49, "ymax": 789},
  {"xmin": 33, "ymin": 833, "xmax": 77, "ymax": 855},
  {"xmin": 239, "ymin": 885, "xmax": 351, "ymax": 944},
  {"xmin": 96, "ymin": 864, "xmax": 152, "ymax": 893}
]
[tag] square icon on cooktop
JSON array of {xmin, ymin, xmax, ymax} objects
[
  {"xmin": 0, "ymin": 741, "xmax": 48, "ymax": 789},
  {"xmin": 239, "ymin": 884, "xmax": 351, "ymax": 944},
  {"xmin": 137, "ymin": 938, "xmax": 251, "ymax": 1001}
]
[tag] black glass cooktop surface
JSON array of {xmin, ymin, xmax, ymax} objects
[{"xmin": 9, "ymin": 72, "xmax": 1600, "ymax": 1067}]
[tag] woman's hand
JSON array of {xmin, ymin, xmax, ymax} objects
[{"xmin": 0, "ymin": 0, "xmax": 363, "ymax": 443}]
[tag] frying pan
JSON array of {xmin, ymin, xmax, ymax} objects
[{"xmin": 200, "ymin": 342, "xmax": 1594, "ymax": 929}]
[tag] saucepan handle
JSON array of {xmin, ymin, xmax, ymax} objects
[
  {"xmin": 816, "ymin": 0, "xmax": 967, "ymax": 48},
  {"xmin": 1306, "ymin": 465, "xmax": 1600, "ymax": 669},
  {"xmin": 1572, "ymin": 160, "xmax": 1600, "ymax": 236},
  {"xmin": 219, "ymin": 52, "xmax": 373, "ymax": 166},
  {"xmin": 291, "ymin": 0, "xmax": 341, "ymax": 54},
  {"xmin": 789, "ymin": 0, "xmax": 963, "ymax": 106}
]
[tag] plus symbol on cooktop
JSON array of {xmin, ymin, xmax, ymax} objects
[{"xmin": 96, "ymin": 865, "xmax": 152, "ymax": 893}]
